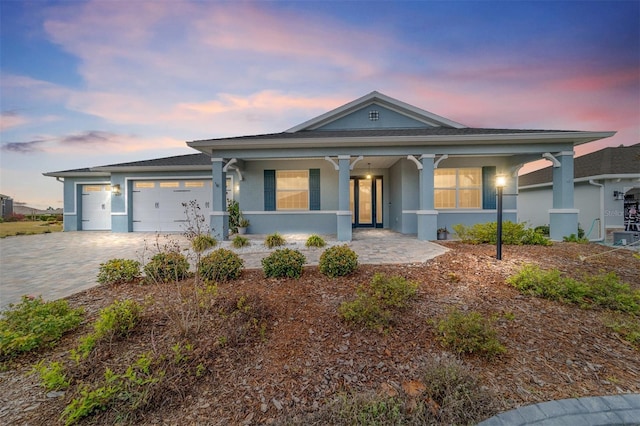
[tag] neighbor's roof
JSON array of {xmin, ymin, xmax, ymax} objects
[{"xmin": 519, "ymin": 143, "xmax": 640, "ymax": 187}]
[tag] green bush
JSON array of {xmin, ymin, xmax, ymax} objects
[
  {"xmin": 31, "ymin": 360, "xmax": 70, "ymax": 391},
  {"xmin": 435, "ymin": 308, "xmax": 506, "ymax": 359},
  {"xmin": 604, "ymin": 314, "xmax": 640, "ymax": 350},
  {"xmin": 452, "ymin": 221, "xmax": 551, "ymax": 245},
  {"xmin": 261, "ymin": 248, "xmax": 306, "ymax": 279},
  {"xmin": 227, "ymin": 199, "xmax": 240, "ymax": 234},
  {"xmin": 319, "ymin": 244, "xmax": 359, "ymax": 277},
  {"xmin": 339, "ymin": 296, "xmax": 393, "ymax": 330},
  {"xmin": 191, "ymin": 234, "xmax": 217, "ymax": 253},
  {"xmin": 534, "ymin": 225, "xmax": 550, "ymax": 236},
  {"xmin": 144, "ymin": 251, "xmax": 190, "ymax": 283},
  {"xmin": 198, "ymin": 248, "xmax": 244, "ymax": 282},
  {"xmin": 97, "ymin": 259, "xmax": 141, "ymax": 284},
  {"xmin": 232, "ymin": 235, "xmax": 250, "ymax": 248},
  {"xmin": 94, "ymin": 299, "xmax": 143, "ymax": 339},
  {"xmin": 264, "ymin": 232, "xmax": 286, "ymax": 248},
  {"xmin": 339, "ymin": 274, "xmax": 417, "ymax": 330},
  {"xmin": 507, "ymin": 264, "xmax": 640, "ymax": 313},
  {"xmin": 305, "ymin": 234, "xmax": 326, "ymax": 248},
  {"xmin": 0, "ymin": 296, "xmax": 83, "ymax": 359},
  {"xmin": 563, "ymin": 233, "xmax": 589, "ymax": 243}
]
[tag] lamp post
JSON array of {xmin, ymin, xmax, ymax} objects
[{"xmin": 495, "ymin": 175, "xmax": 506, "ymax": 260}]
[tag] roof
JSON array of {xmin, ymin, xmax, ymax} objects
[
  {"xmin": 519, "ymin": 144, "xmax": 640, "ymax": 187},
  {"xmin": 285, "ymin": 91, "xmax": 467, "ymax": 132},
  {"xmin": 43, "ymin": 153, "xmax": 211, "ymax": 177}
]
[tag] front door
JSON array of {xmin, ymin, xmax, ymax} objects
[{"xmin": 350, "ymin": 177, "xmax": 383, "ymax": 228}]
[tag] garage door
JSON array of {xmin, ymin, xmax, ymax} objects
[
  {"xmin": 81, "ymin": 184, "xmax": 111, "ymax": 230},
  {"xmin": 132, "ymin": 180, "xmax": 212, "ymax": 232}
]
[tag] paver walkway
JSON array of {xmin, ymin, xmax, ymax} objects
[
  {"xmin": 478, "ymin": 393, "xmax": 640, "ymax": 425},
  {"xmin": 0, "ymin": 229, "xmax": 447, "ymax": 309}
]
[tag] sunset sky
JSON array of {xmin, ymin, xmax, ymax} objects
[{"xmin": 1, "ymin": 0, "xmax": 638, "ymax": 209}]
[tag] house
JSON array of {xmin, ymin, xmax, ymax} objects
[
  {"xmin": 44, "ymin": 91, "xmax": 616, "ymax": 241},
  {"xmin": 519, "ymin": 144, "xmax": 640, "ymax": 242},
  {"xmin": 0, "ymin": 194, "xmax": 14, "ymax": 219}
]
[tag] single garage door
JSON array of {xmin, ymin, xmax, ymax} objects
[
  {"xmin": 132, "ymin": 180, "xmax": 212, "ymax": 232},
  {"xmin": 81, "ymin": 184, "xmax": 112, "ymax": 230}
]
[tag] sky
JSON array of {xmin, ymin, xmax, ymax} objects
[{"xmin": 1, "ymin": 0, "xmax": 638, "ymax": 209}]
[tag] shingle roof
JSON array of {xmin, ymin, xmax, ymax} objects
[
  {"xmin": 94, "ymin": 153, "xmax": 211, "ymax": 169},
  {"xmin": 191, "ymin": 127, "xmax": 577, "ymax": 143},
  {"xmin": 519, "ymin": 144, "xmax": 640, "ymax": 187}
]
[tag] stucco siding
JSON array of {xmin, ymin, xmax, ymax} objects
[{"xmin": 317, "ymin": 104, "xmax": 430, "ymax": 131}]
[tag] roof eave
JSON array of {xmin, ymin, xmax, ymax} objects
[
  {"xmin": 187, "ymin": 131, "xmax": 616, "ymax": 152},
  {"xmin": 43, "ymin": 171, "xmax": 111, "ymax": 178},
  {"xmin": 91, "ymin": 165, "xmax": 211, "ymax": 173}
]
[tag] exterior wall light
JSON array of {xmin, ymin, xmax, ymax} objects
[
  {"xmin": 495, "ymin": 175, "xmax": 506, "ymax": 260},
  {"xmin": 112, "ymin": 184, "xmax": 122, "ymax": 196},
  {"xmin": 366, "ymin": 163, "xmax": 372, "ymax": 179}
]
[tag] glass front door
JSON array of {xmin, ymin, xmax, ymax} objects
[{"xmin": 350, "ymin": 177, "xmax": 382, "ymax": 228}]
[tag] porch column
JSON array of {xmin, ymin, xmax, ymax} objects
[
  {"xmin": 549, "ymin": 151, "xmax": 578, "ymax": 240},
  {"xmin": 337, "ymin": 155, "xmax": 352, "ymax": 241},
  {"xmin": 417, "ymin": 154, "xmax": 438, "ymax": 240},
  {"xmin": 211, "ymin": 158, "xmax": 228, "ymax": 240}
]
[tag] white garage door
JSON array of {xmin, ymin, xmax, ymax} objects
[
  {"xmin": 132, "ymin": 180, "xmax": 212, "ymax": 232},
  {"xmin": 81, "ymin": 184, "xmax": 111, "ymax": 230}
]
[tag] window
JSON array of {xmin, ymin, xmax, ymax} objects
[
  {"xmin": 160, "ymin": 181, "xmax": 179, "ymax": 188},
  {"xmin": 435, "ymin": 168, "xmax": 482, "ymax": 209},
  {"xmin": 369, "ymin": 110, "xmax": 379, "ymax": 121},
  {"xmin": 276, "ymin": 170, "xmax": 309, "ymax": 210}
]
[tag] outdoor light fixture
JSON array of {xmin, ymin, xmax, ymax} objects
[
  {"xmin": 112, "ymin": 184, "xmax": 122, "ymax": 196},
  {"xmin": 614, "ymin": 190, "xmax": 624, "ymax": 200},
  {"xmin": 366, "ymin": 163, "xmax": 372, "ymax": 179},
  {"xmin": 495, "ymin": 175, "xmax": 506, "ymax": 260}
]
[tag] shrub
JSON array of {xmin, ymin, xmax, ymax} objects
[
  {"xmin": 305, "ymin": 234, "xmax": 326, "ymax": 248},
  {"xmin": 293, "ymin": 356, "xmax": 496, "ymax": 425},
  {"xmin": 31, "ymin": 360, "xmax": 70, "ymax": 391},
  {"xmin": 421, "ymin": 355, "xmax": 498, "ymax": 424},
  {"xmin": 264, "ymin": 232, "xmax": 286, "ymax": 248},
  {"xmin": 227, "ymin": 199, "xmax": 240, "ymax": 234},
  {"xmin": 0, "ymin": 296, "xmax": 83, "ymax": 359},
  {"xmin": 604, "ymin": 313, "xmax": 640, "ymax": 350},
  {"xmin": 435, "ymin": 308, "xmax": 506, "ymax": 358},
  {"xmin": 94, "ymin": 299, "xmax": 143, "ymax": 339},
  {"xmin": 191, "ymin": 235, "xmax": 217, "ymax": 253},
  {"xmin": 370, "ymin": 273, "xmax": 418, "ymax": 308},
  {"xmin": 144, "ymin": 251, "xmax": 190, "ymax": 283},
  {"xmin": 534, "ymin": 225, "xmax": 550, "ymax": 236},
  {"xmin": 319, "ymin": 244, "xmax": 359, "ymax": 277},
  {"xmin": 508, "ymin": 264, "xmax": 640, "ymax": 313},
  {"xmin": 198, "ymin": 248, "xmax": 244, "ymax": 282},
  {"xmin": 563, "ymin": 233, "xmax": 589, "ymax": 243},
  {"xmin": 97, "ymin": 259, "xmax": 141, "ymax": 284},
  {"xmin": 262, "ymin": 248, "xmax": 306, "ymax": 279},
  {"xmin": 452, "ymin": 221, "xmax": 551, "ymax": 245},
  {"xmin": 232, "ymin": 235, "xmax": 250, "ymax": 248},
  {"xmin": 339, "ymin": 274, "xmax": 417, "ymax": 330}
]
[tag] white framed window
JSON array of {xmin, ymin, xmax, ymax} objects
[
  {"xmin": 276, "ymin": 170, "xmax": 309, "ymax": 210},
  {"xmin": 435, "ymin": 168, "xmax": 482, "ymax": 209}
]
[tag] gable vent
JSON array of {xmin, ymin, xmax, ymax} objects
[{"xmin": 368, "ymin": 110, "xmax": 379, "ymax": 121}]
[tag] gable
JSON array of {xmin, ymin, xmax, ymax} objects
[
  {"xmin": 315, "ymin": 103, "xmax": 433, "ymax": 131},
  {"xmin": 286, "ymin": 91, "xmax": 466, "ymax": 132}
]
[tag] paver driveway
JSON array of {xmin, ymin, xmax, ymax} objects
[{"xmin": 0, "ymin": 230, "xmax": 448, "ymax": 310}]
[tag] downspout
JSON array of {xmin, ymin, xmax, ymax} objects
[{"xmin": 588, "ymin": 179, "xmax": 605, "ymax": 241}]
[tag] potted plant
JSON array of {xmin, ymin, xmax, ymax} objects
[
  {"xmin": 437, "ymin": 227, "xmax": 448, "ymax": 240},
  {"xmin": 237, "ymin": 217, "xmax": 250, "ymax": 235}
]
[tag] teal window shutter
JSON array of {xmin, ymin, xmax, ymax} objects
[
  {"xmin": 482, "ymin": 166, "xmax": 497, "ymax": 209},
  {"xmin": 309, "ymin": 169, "xmax": 320, "ymax": 210},
  {"xmin": 264, "ymin": 170, "xmax": 275, "ymax": 211}
]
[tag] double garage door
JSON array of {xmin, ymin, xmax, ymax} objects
[{"xmin": 132, "ymin": 180, "xmax": 212, "ymax": 232}]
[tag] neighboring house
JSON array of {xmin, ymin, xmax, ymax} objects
[
  {"xmin": 0, "ymin": 194, "xmax": 14, "ymax": 219},
  {"xmin": 519, "ymin": 144, "xmax": 640, "ymax": 242},
  {"xmin": 44, "ymin": 91, "xmax": 615, "ymax": 241}
]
